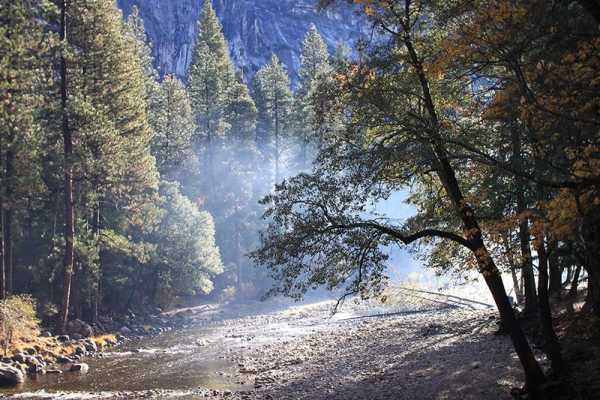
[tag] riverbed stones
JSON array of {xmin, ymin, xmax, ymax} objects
[
  {"xmin": 0, "ymin": 364, "xmax": 25, "ymax": 386},
  {"xmin": 12, "ymin": 353, "xmax": 26, "ymax": 363},
  {"xmin": 57, "ymin": 355, "xmax": 74, "ymax": 364},
  {"xmin": 70, "ymin": 363, "xmax": 89, "ymax": 373},
  {"xmin": 82, "ymin": 338, "xmax": 98, "ymax": 352},
  {"xmin": 67, "ymin": 319, "xmax": 94, "ymax": 338}
]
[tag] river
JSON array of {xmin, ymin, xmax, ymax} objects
[{"xmin": 1, "ymin": 298, "xmax": 521, "ymax": 400}]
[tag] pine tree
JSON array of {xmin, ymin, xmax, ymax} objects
[
  {"xmin": 0, "ymin": 0, "xmax": 53, "ymax": 299},
  {"xmin": 54, "ymin": 0, "xmax": 160, "ymax": 328},
  {"xmin": 188, "ymin": 0, "xmax": 235, "ymax": 143},
  {"xmin": 253, "ymin": 54, "xmax": 293, "ymax": 184},
  {"xmin": 188, "ymin": 1, "xmax": 238, "ymax": 199},
  {"xmin": 294, "ymin": 24, "xmax": 331, "ymax": 169},
  {"xmin": 151, "ymin": 75, "xmax": 195, "ymax": 180}
]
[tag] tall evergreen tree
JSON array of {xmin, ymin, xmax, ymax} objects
[
  {"xmin": 54, "ymin": 0, "xmax": 160, "ymax": 328},
  {"xmin": 294, "ymin": 24, "xmax": 331, "ymax": 169},
  {"xmin": 151, "ymin": 75, "xmax": 195, "ymax": 180},
  {"xmin": 253, "ymin": 54, "xmax": 293, "ymax": 185},
  {"xmin": 0, "ymin": 0, "xmax": 53, "ymax": 299}
]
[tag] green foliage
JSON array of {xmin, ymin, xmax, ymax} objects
[
  {"xmin": 151, "ymin": 74, "xmax": 195, "ymax": 179},
  {"xmin": 0, "ymin": 295, "xmax": 39, "ymax": 354},
  {"xmin": 151, "ymin": 182, "xmax": 223, "ymax": 302}
]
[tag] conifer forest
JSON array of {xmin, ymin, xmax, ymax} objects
[{"xmin": 0, "ymin": 1, "xmax": 599, "ymax": 399}]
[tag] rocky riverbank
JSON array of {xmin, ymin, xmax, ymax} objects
[
  {"xmin": 5, "ymin": 299, "xmax": 585, "ymax": 400},
  {"xmin": 0, "ymin": 333, "xmax": 118, "ymax": 387},
  {"xmin": 0, "ymin": 306, "xmax": 201, "ymax": 389}
]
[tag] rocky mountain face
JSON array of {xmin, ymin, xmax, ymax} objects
[{"xmin": 117, "ymin": 0, "xmax": 365, "ymax": 85}]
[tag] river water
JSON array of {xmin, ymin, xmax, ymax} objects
[{"xmin": 0, "ymin": 301, "xmax": 353, "ymax": 399}]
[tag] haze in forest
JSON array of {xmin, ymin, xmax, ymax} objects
[{"xmin": 0, "ymin": 1, "xmax": 599, "ymax": 399}]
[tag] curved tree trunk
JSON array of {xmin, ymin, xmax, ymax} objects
[{"xmin": 400, "ymin": 26, "xmax": 546, "ymax": 393}]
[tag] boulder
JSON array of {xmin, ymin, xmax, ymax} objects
[
  {"xmin": 67, "ymin": 319, "xmax": 94, "ymax": 338},
  {"xmin": 24, "ymin": 347, "xmax": 36, "ymax": 355},
  {"xmin": 71, "ymin": 333, "xmax": 83, "ymax": 340},
  {"xmin": 82, "ymin": 339, "xmax": 98, "ymax": 353},
  {"xmin": 46, "ymin": 369, "xmax": 62, "ymax": 374},
  {"xmin": 80, "ymin": 323, "xmax": 94, "ymax": 338},
  {"xmin": 27, "ymin": 363, "xmax": 43, "ymax": 375},
  {"xmin": 41, "ymin": 331, "xmax": 53, "ymax": 337},
  {"xmin": 0, "ymin": 365, "xmax": 25, "ymax": 386},
  {"xmin": 57, "ymin": 355, "xmax": 74, "ymax": 364},
  {"xmin": 57, "ymin": 335, "xmax": 70, "ymax": 342},
  {"xmin": 73, "ymin": 345, "xmax": 86, "ymax": 356},
  {"xmin": 11, "ymin": 353, "xmax": 26, "ymax": 363},
  {"xmin": 67, "ymin": 319, "xmax": 84, "ymax": 334},
  {"xmin": 120, "ymin": 326, "xmax": 132, "ymax": 335},
  {"xmin": 70, "ymin": 363, "xmax": 89, "ymax": 373}
]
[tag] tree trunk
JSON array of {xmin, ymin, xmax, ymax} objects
[
  {"xmin": 401, "ymin": 32, "xmax": 546, "ymax": 393},
  {"xmin": 58, "ymin": 0, "xmax": 75, "ymax": 334},
  {"xmin": 585, "ymin": 268, "xmax": 600, "ymax": 317},
  {"xmin": 548, "ymin": 241, "xmax": 561, "ymax": 298},
  {"xmin": 535, "ymin": 236, "xmax": 564, "ymax": 374},
  {"xmin": 503, "ymin": 231, "xmax": 524, "ymax": 304},
  {"xmin": 275, "ymin": 96, "xmax": 280, "ymax": 185},
  {"xmin": 581, "ymin": 204, "xmax": 600, "ymax": 317},
  {"xmin": 93, "ymin": 204, "xmax": 101, "ymax": 324},
  {"xmin": 0, "ymin": 144, "xmax": 5, "ymax": 300},
  {"xmin": 562, "ymin": 266, "xmax": 573, "ymax": 290},
  {"xmin": 512, "ymin": 125, "xmax": 538, "ymax": 315},
  {"xmin": 569, "ymin": 265, "xmax": 582, "ymax": 297},
  {"xmin": 5, "ymin": 131, "xmax": 14, "ymax": 295}
]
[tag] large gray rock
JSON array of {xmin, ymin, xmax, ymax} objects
[
  {"xmin": 0, "ymin": 365, "xmax": 25, "ymax": 386},
  {"xmin": 117, "ymin": 0, "xmax": 366, "ymax": 83},
  {"xmin": 83, "ymin": 339, "xmax": 98, "ymax": 353},
  {"xmin": 70, "ymin": 363, "xmax": 89, "ymax": 373},
  {"xmin": 67, "ymin": 319, "xmax": 94, "ymax": 338},
  {"xmin": 57, "ymin": 355, "xmax": 74, "ymax": 364}
]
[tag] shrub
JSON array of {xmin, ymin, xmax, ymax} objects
[{"xmin": 0, "ymin": 295, "xmax": 40, "ymax": 355}]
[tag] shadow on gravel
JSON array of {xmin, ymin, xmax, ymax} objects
[{"xmin": 256, "ymin": 313, "xmax": 523, "ymax": 400}]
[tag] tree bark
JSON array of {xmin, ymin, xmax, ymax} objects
[
  {"xmin": 58, "ymin": 0, "xmax": 75, "ymax": 334},
  {"xmin": 569, "ymin": 265, "xmax": 582, "ymax": 297},
  {"xmin": 512, "ymin": 125, "xmax": 538, "ymax": 315},
  {"xmin": 503, "ymin": 231, "xmax": 524, "ymax": 304},
  {"xmin": 93, "ymin": 203, "xmax": 101, "ymax": 324},
  {"xmin": 535, "ymin": 236, "xmax": 564, "ymax": 374},
  {"xmin": 4, "ymin": 130, "xmax": 14, "ymax": 295},
  {"xmin": 548, "ymin": 241, "xmax": 561, "ymax": 298},
  {"xmin": 399, "ymin": 19, "xmax": 546, "ymax": 391},
  {"xmin": 0, "ymin": 138, "xmax": 5, "ymax": 301}
]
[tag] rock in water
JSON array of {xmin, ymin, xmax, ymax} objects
[
  {"xmin": 70, "ymin": 363, "xmax": 89, "ymax": 373},
  {"xmin": 57, "ymin": 355, "xmax": 74, "ymax": 364},
  {"xmin": 83, "ymin": 338, "xmax": 98, "ymax": 353},
  {"xmin": 116, "ymin": 0, "xmax": 366, "ymax": 83},
  {"xmin": 0, "ymin": 365, "xmax": 25, "ymax": 386}
]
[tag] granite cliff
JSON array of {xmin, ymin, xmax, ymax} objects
[{"xmin": 117, "ymin": 0, "xmax": 365, "ymax": 84}]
